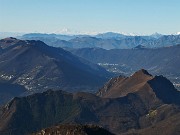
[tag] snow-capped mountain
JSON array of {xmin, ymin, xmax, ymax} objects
[
  {"xmin": 150, "ymin": 32, "xmax": 163, "ymax": 38},
  {"xmin": 174, "ymin": 32, "xmax": 180, "ymax": 35}
]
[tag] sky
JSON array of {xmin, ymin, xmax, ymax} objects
[{"xmin": 0, "ymin": 0, "xmax": 180, "ymax": 35}]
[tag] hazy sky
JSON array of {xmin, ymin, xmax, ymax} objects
[{"xmin": 0, "ymin": 0, "xmax": 180, "ymax": 35}]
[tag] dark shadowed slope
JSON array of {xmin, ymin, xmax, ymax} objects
[
  {"xmin": 0, "ymin": 90, "xmax": 146, "ymax": 134},
  {"xmin": 0, "ymin": 37, "xmax": 110, "ymax": 94},
  {"xmin": 0, "ymin": 82, "xmax": 26, "ymax": 106}
]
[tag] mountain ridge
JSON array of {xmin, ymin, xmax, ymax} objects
[
  {"xmin": 97, "ymin": 69, "xmax": 180, "ymax": 106},
  {"xmin": 21, "ymin": 33, "xmax": 180, "ymax": 49},
  {"xmin": 0, "ymin": 70, "xmax": 179, "ymax": 135},
  {"xmin": 0, "ymin": 38, "xmax": 111, "ymax": 105}
]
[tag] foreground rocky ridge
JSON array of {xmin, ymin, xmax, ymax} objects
[
  {"xmin": 0, "ymin": 70, "xmax": 179, "ymax": 135},
  {"xmin": 31, "ymin": 124, "xmax": 114, "ymax": 135}
]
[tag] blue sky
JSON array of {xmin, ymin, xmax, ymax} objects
[{"xmin": 0, "ymin": 0, "xmax": 180, "ymax": 35}]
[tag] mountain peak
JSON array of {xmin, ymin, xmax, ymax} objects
[
  {"xmin": 97, "ymin": 69, "xmax": 153, "ymax": 98},
  {"xmin": 97, "ymin": 69, "xmax": 180, "ymax": 109},
  {"xmin": 4, "ymin": 37, "xmax": 17, "ymax": 40},
  {"xmin": 0, "ymin": 37, "xmax": 21, "ymax": 48},
  {"xmin": 133, "ymin": 69, "xmax": 152, "ymax": 76},
  {"xmin": 150, "ymin": 32, "xmax": 162, "ymax": 38},
  {"xmin": 173, "ymin": 32, "xmax": 180, "ymax": 35},
  {"xmin": 0, "ymin": 37, "xmax": 18, "ymax": 43}
]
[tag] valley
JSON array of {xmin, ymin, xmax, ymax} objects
[
  {"xmin": 1, "ymin": 0, "xmax": 180, "ymax": 134},
  {"xmin": 0, "ymin": 37, "xmax": 179, "ymax": 135},
  {"xmin": 69, "ymin": 46, "xmax": 180, "ymax": 90}
]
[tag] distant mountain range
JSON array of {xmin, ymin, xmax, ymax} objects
[
  {"xmin": 0, "ymin": 70, "xmax": 179, "ymax": 135},
  {"xmin": 0, "ymin": 35, "xmax": 179, "ymax": 135},
  {"xmin": 20, "ymin": 32, "xmax": 180, "ymax": 49},
  {"xmin": 0, "ymin": 37, "xmax": 111, "ymax": 105},
  {"xmin": 69, "ymin": 45, "xmax": 180, "ymax": 90}
]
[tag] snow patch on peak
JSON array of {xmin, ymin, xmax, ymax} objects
[{"xmin": 175, "ymin": 32, "xmax": 180, "ymax": 35}]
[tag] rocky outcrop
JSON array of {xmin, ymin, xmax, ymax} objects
[{"xmin": 31, "ymin": 124, "xmax": 115, "ymax": 135}]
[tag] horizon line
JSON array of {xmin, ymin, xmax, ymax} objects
[{"xmin": 0, "ymin": 31, "xmax": 180, "ymax": 37}]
